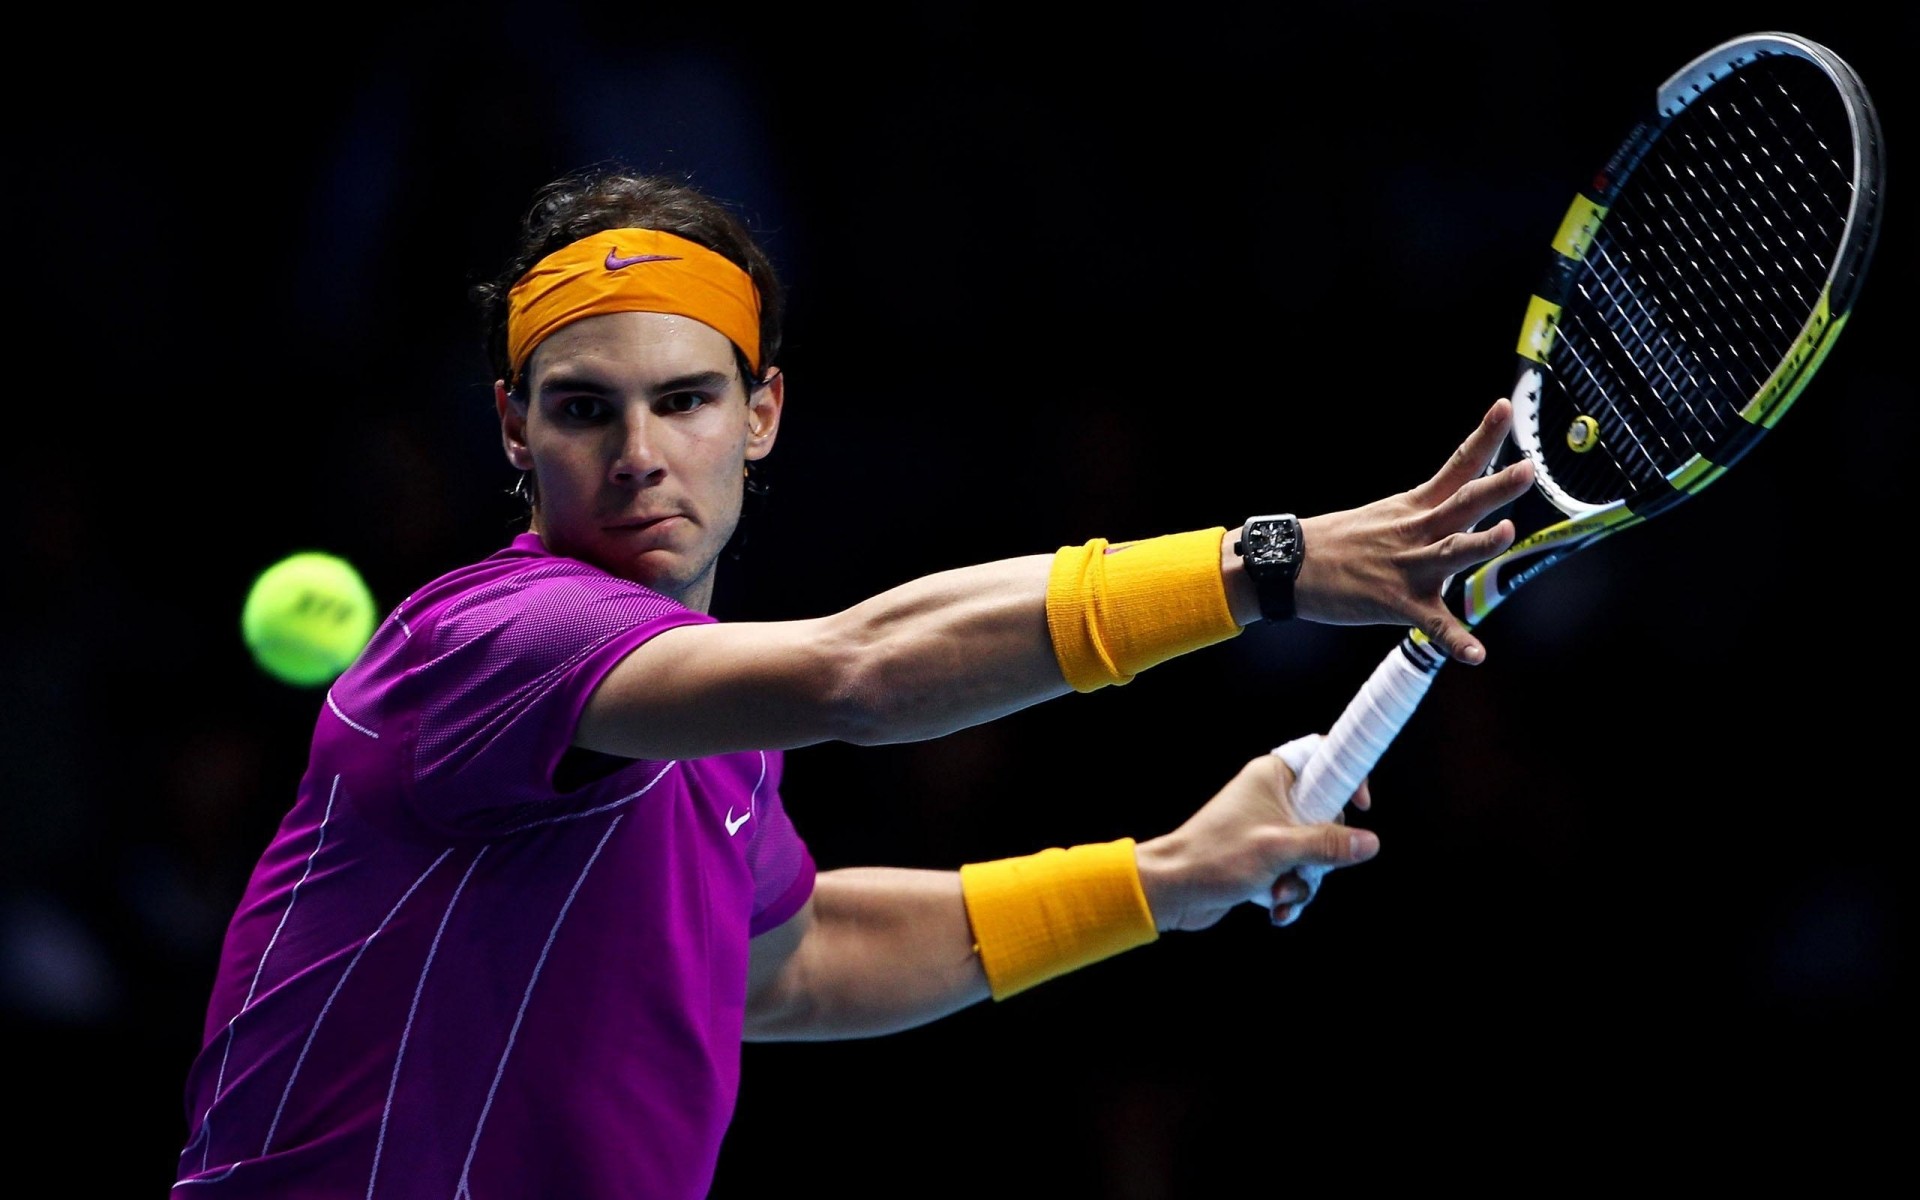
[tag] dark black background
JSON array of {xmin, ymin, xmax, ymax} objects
[{"xmin": 9, "ymin": 3, "xmax": 1909, "ymax": 1193}]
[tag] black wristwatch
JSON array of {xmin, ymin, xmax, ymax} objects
[{"xmin": 1233, "ymin": 513, "xmax": 1305, "ymax": 622}]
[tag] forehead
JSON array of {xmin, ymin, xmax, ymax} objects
[{"xmin": 525, "ymin": 311, "xmax": 739, "ymax": 392}]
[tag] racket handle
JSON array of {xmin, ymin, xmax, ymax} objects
[
  {"xmin": 1285, "ymin": 633, "xmax": 1443, "ymax": 823},
  {"xmin": 1269, "ymin": 635, "xmax": 1442, "ymax": 919}
]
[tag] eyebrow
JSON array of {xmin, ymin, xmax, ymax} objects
[{"xmin": 536, "ymin": 368, "xmax": 737, "ymax": 398}]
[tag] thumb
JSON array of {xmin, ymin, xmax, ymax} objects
[{"xmin": 1281, "ymin": 823, "xmax": 1381, "ymax": 869}]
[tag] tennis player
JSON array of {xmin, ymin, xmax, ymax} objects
[{"xmin": 173, "ymin": 166, "xmax": 1533, "ymax": 1198}]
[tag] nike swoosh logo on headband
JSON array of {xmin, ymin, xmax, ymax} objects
[{"xmin": 605, "ymin": 249, "xmax": 682, "ymax": 270}]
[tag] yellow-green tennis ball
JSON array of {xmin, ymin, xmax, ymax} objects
[{"xmin": 241, "ymin": 552, "xmax": 378, "ymax": 687}]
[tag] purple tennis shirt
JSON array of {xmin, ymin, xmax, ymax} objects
[{"xmin": 175, "ymin": 532, "xmax": 816, "ymax": 1199}]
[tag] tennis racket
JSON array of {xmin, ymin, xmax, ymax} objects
[{"xmin": 1284, "ymin": 31, "xmax": 1885, "ymax": 849}]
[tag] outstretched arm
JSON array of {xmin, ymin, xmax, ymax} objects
[
  {"xmin": 743, "ymin": 752, "xmax": 1380, "ymax": 1042},
  {"xmin": 580, "ymin": 399, "xmax": 1531, "ymax": 763}
]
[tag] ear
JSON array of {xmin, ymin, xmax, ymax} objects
[
  {"xmin": 496, "ymin": 380, "xmax": 533, "ymax": 470},
  {"xmin": 745, "ymin": 367, "xmax": 785, "ymax": 462}
]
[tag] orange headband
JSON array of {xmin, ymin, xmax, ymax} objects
[{"xmin": 505, "ymin": 228, "xmax": 763, "ymax": 383}]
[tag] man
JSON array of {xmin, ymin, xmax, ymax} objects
[{"xmin": 175, "ymin": 167, "xmax": 1532, "ymax": 1198}]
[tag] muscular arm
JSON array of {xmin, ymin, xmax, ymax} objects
[
  {"xmin": 743, "ymin": 868, "xmax": 990, "ymax": 1042},
  {"xmin": 743, "ymin": 753, "xmax": 1383, "ymax": 1042},
  {"xmin": 577, "ymin": 554, "xmax": 1080, "ymax": 761},
  {"xmin": 578, "ymin": 539, "xmax": 1262, "ymax": 762},
  {"xmin": 578, "ymin": 398, "xmax": 1530, "ymax": 763}
]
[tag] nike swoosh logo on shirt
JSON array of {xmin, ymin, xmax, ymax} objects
[
  {"xmin": 605, "ymin": 249, "xmax": 681, "ymax": 270},
  {"xmin": 724, "ymin": 806, "xmax": 752, "ymax": 836}
]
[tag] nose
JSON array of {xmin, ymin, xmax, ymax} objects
[{"xmin": 609, "ymin": 409, "xmax": 667, "ymax": 487}]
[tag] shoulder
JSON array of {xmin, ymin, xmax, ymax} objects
[
  {"xmin": 337, "ymin": 534, "xmax": 712, "ymax": 708},
  {"xmin": 414, "ymin": 534, "xmax": 712, "ymax": 647}
]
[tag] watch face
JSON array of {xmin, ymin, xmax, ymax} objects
[{"xmin": 1243, "ymin": 518, "xmax": 1302, "ymax": 577}]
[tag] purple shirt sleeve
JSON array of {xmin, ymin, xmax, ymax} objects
[{"xmin": 405, "ymin": 566, "xmax": 710, "ymax": 834}]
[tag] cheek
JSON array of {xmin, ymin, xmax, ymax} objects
[
  {"xmin": 687, "ymin": 423, "xmax": 751, "ymax": 475},
  {"xmin": 530, "ymin": 446, "xmax": 601, "ymax": 496}
]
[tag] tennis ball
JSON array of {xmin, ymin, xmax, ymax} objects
[{"xmin": 241, "ymin": 551, "xmax": 378, "ymax": 687}]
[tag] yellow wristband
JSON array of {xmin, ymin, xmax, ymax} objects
[
  {"xmin": 959, "ymin": 838, "xmax": 1159, "ymax": 1001},
  {"xmin": 1045, "ymin": 528, "xmax": 1243, "ymax": 692}
]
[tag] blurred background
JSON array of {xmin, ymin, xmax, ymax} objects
[{"xmin": 10, "ymin": 1, "xmax": 1909, "ymax": 1193}]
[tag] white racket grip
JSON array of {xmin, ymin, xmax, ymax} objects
[{"xmin": 1286, "ymin": 644, "xmax": 1441, "ymax": 823}]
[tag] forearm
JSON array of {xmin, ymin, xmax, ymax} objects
[
  {"xmin": 581, "ymin": 534, "xmax": 1246, "ymax": 760},
  {"xmin": 581, "ymin": 554, "xmax": 1068, "ymax": 759},
  {"xmin": 743, "ymin": 797, "xmax": 1369, "ymax": 1042},
  {"xmin": 833, "ymin": 527, "xmax": 1263, "ymax": 739},
  {"xmin": 744, "ymin": 868, "xmax": 990, "ymax": 1041},
  {"xmin": 822, "ymin": 555, "xmax": 1071, "ymax": 746}
]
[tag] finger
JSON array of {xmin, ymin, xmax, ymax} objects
[
  {"xmin": 1414, "ymin": 397, "xmax": 1513, "ymax": 501},
  {"xmin": 1428, "ymin": 518, "xmax": 1519, "ymax": 579},
  {"xmin": 1419, "ymin": 608, "xmax": 1485, "ymax": 665},
  {"xmin": 1454, "ymin": 458, "xmax": 1535, "ymax": 526},
  {"xmin": 1279, "ymin": 824, "xmax": 1382, "ymax": 869},
  {"xmin": 1270, "ymin": 872, "xmax": 1310, "ymax": 907},
  {"xmin": 1418, "ymin": 459, "xmax": 1533, "ymax": 539},
  {"xmin": 1271, "ymin": 866, "xmax": 1328, "ymax": 926},
  {"xmin": 1351, "ymin": 777, "xmax": 1373, "ymax": 813}
]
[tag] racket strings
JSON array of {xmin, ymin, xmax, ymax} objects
[{"xmin": 1538, "ymin": 56, "xmax": 1857, "ymax": 507}]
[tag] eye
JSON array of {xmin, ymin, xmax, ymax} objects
[
  {"xmin": 658, "ymin": 391, "xmax": 711, "ymax": 415},
  {"xmin": 557, "ymin": 394, "xmax": 609, "ymax": 422}
]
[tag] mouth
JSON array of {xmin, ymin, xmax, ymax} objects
[{"xmin": 605, "ymin": 514, "xmax": 682, "ymax": 534}]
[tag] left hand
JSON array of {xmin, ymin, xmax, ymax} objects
[{"xmin": 1292, "ymin": 397, "xmax": 1534, "ymax": 664}]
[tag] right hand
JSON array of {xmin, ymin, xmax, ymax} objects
[
  {"xmin": 1292, "ymin": 397, "xmax": 1535, "ymax": 664},
  {"xmin": 1134, "ymin": 753, "xmax": 1380, "ymax": 934}
]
